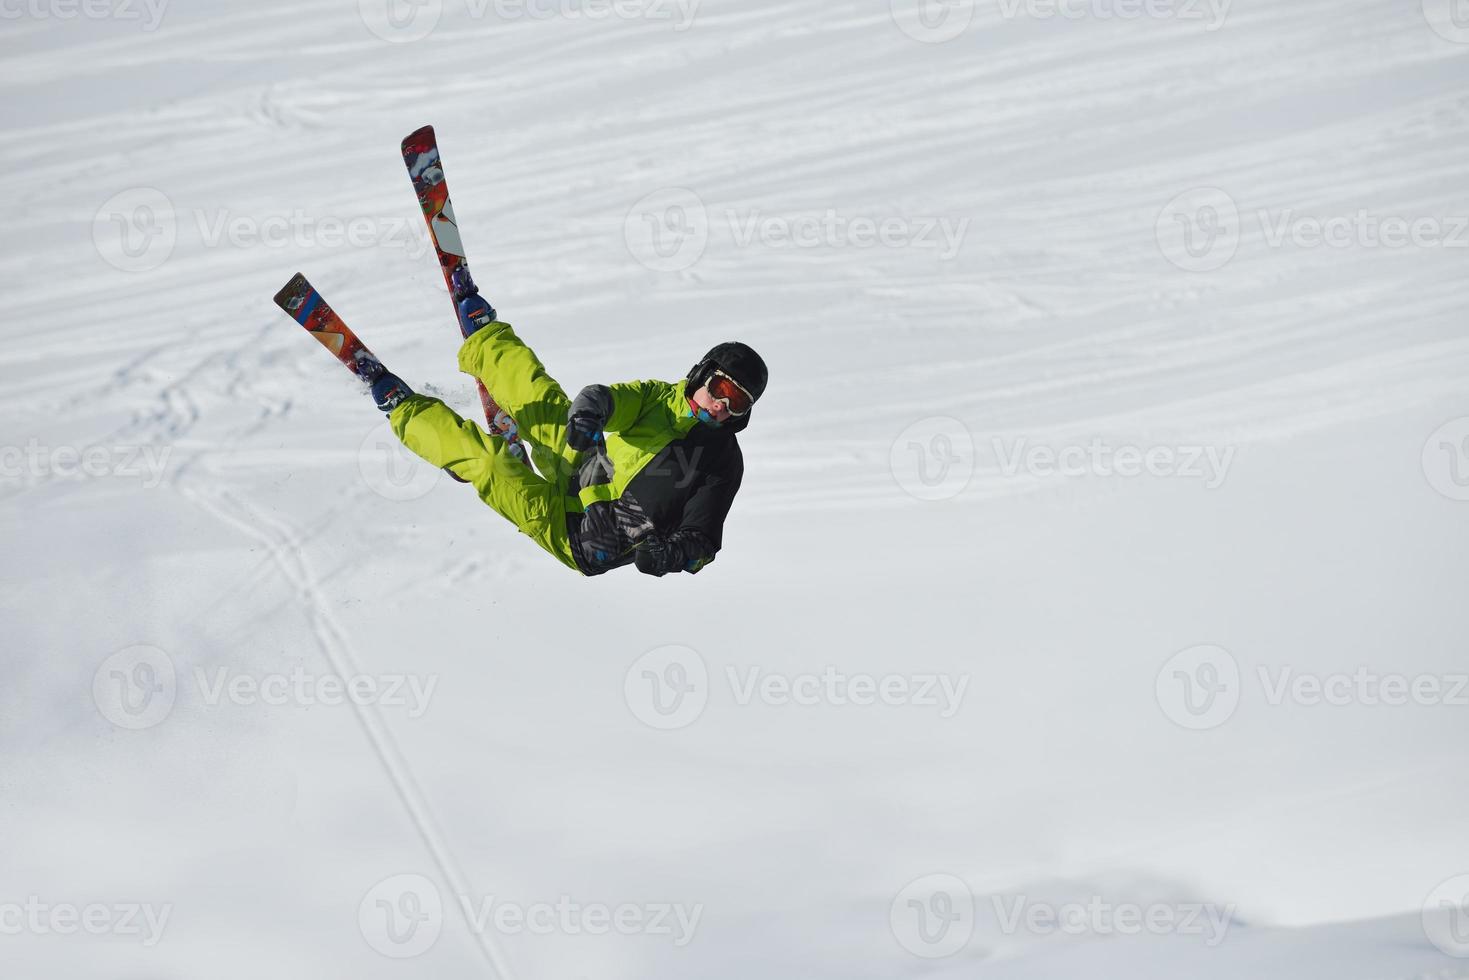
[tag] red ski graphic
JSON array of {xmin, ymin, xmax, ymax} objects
[
  {"xmin": 273, "ymin": 272, "xmax": 376, "ymax": 376},
  {"xmin": 403, "ymin": 125, "xmax": 529, "ymax": 464}
]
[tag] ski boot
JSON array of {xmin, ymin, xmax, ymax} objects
[
  {"xmin": 451, "ymin": 266, "xmax": 497, "ymax": 339},
  {"xmin": 353, "ymin": 350, "xmax": 412, "ymax": 412},
  {"xmin": 356, "ymin": 348, "xmax": 469, "ymax": 482}
]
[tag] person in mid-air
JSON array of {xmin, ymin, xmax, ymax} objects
[{"xmin": 359, "ymin": 276, "xmax": 768, "ymax": 578}]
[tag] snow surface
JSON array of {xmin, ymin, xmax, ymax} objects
[{"xmin": 2, "ymin": 0, "xmax": 1468, "ymax": 976}]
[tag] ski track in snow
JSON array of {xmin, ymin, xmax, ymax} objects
[{"xmin": 3, "ymin": 0, "xmax": 1468, "ymax": 977}]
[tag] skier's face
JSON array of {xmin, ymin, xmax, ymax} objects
[
  {"xmin": 691, "ymin": 370, "xmax": 754, "ymax": 425},
  {"xmin": 690, "ymin": 384, "xmax": 735, "ymax": 424}
]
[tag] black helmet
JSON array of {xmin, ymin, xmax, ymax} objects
[{"xmin": 686, "ymin": 341, "xmax": 768, "ymax": 403}]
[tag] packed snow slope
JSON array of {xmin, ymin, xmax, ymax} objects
[{"xmin": 2, "ymin": 0, "xmax": 1467, "ymax": 976}]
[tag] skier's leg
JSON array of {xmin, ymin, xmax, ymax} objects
[
  {"xmin": 388, "ymin": 395, "xmax": 580, "ymax": 573},
  {"xmin": 456, "ymin": 321, "xmax": 574, "ymax": 463}
]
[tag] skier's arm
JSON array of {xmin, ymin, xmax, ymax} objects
[
  {"xmin": 674, "ymin": 455, "xmax": 742, "ymax": 572},
  {"xmin": 566, "ymin": 382, "xmax": 661, "ymax": 448},
  {"xmin": 636, "ymin": 443, "xmax": 743, "ymax": 576}
]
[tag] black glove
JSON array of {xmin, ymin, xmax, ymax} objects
[
  {"xmin": 634, "ymin": 533, "xmax": 674, "ymax": 577},
  {"xmin": 567, "ymin": 411, "xmax": 604, "ymax": 452}
]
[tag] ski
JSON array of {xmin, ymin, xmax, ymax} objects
[
  {"xmin": 402, "ymin": 124, "xmax": 528, "ymax": 463},
  {"xmin": 274, "ymin": 272, "xmax": 470, "ymax": 481},
  {"xmin": 273, "ymin": 272, "xmax": 382, "ymax": 379}
]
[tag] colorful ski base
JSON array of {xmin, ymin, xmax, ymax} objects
[
  {"xmin": 273, "ymin": 272, "xmax": 378, "ymax": 377},
  {"xmin": 401, "ymin": 124, "xmax": 528, "ymax": 463}
]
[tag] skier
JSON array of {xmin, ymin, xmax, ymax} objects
[{"xmin": 359, "ymin": 284, "xmax": 767, "ymax": 578}]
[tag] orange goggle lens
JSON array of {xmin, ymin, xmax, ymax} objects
[{"xmin": 707, "ymin": 373, "xmax": 754, "ymax": 416}]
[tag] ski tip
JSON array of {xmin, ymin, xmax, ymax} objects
[
  {"xmin": 401, "ymin": 125, "xmax": 435, "ymax": 153},
  {"xmin": 272, "ymin": 272, "xmax": 311, "ymax": 313}
]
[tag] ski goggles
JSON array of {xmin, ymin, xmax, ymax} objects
[{"xmin": 707, "ymin": 370, "xmax": 755, "ymax": 417}]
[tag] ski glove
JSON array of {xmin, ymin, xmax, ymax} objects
[
  {"xmin": 634, "ymin": 529, "xmax": 716, "ymax": 577},
  {"xmin": 567, "ymin": 413, "xmax": 604, "ymax": 452},
  {"xmin": 634, "ymin": 533, "xmax": 675, "ymax": 577},
  {"xmin": 567, "ymin": 384, "xmax": 614, "ymax": 452}
]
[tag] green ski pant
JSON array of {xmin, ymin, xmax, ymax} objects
[{"xmin": 388, "ymin": 322, "xmax": 583, "ymax": 574}]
